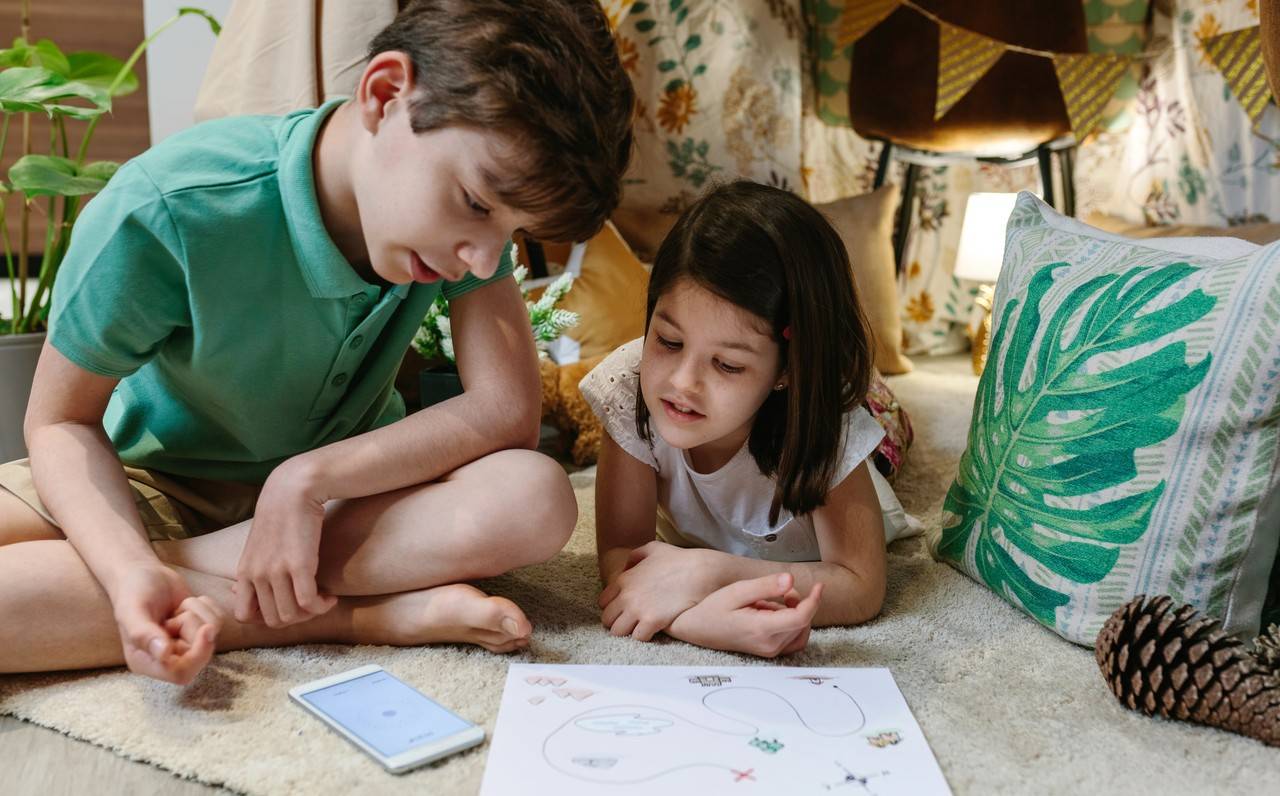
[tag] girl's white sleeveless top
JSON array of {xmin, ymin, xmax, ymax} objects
[{"xmin": 580, "ymin": 339, "xmax": 920, "ymax": 562}]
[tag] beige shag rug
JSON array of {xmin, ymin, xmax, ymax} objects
[{"xmin": 2, "ymin": 356, "xmax": 1275, "ymax": 794}]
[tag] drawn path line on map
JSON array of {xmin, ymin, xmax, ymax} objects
[{"xmin": 540, "ymin": 685, "xmax": 867, "ymax": 785}]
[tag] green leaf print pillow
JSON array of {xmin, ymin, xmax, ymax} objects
[{"xmin": 930, "ymin": 193, "xmax": 1280, "ymax": 646}]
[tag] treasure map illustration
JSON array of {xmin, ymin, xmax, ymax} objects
[{"xmin": 479, "ymin": 665, "xmax": 950, "ymax": 795}]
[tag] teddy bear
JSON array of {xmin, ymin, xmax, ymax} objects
[{"xmin": 539, "ymin": 353, "xmax": 608, "ymax": 467}]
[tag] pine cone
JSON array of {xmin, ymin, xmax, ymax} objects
[
  {"xmin": 1255, "ymin": 624, "xmax": 1280, "ymax": 674},
  {"xmin": 1095, "ymin": 595, "xmax": 1280, "ymax": 747}
]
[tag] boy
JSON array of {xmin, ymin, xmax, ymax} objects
[{"xmin": 0, "ymin": 0, "xmax": 634, "ymax": 684}]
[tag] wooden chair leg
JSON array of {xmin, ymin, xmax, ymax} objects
[
  {"xmin": 874, "ymin": 140, "xmax": 893, "ymax": 189},
  {"xmin": 894, "ymin": 161, "xmax": 919, "ymax": 274},
  {"xmin": 1037, "ymin": 144, "xmax": 1056, "ymax": 211},
  {"xmin": 1059, "ymin": 145, "xmax": 1077, "ymax": 218}
]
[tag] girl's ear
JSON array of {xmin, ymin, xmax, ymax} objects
[{"xmin": 773, "ymin": 374, "xmax": 789, "ymax": 391}]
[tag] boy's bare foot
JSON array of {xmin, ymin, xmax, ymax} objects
[{"xmin": 349, "ymin": 583, "xmax": 532, "ymax": 653}]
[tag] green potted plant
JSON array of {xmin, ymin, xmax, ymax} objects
[
  {"xmin": 0, "ymin": 2, "xmax": 218, "ymax": 461},
  {"xmin": 412, "ymin": 260, "xmax": 581, "ymax": 408}
]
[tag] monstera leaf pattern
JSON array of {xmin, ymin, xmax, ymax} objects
[{"xmin": 936, "ymin": 261, "xmax": 1216, "ymax": 626}]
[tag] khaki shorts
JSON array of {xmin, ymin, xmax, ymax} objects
[{"xmin": 0, "ymin": 458, "xmax": 261, "ymax": 541}]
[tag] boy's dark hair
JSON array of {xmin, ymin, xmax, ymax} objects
[
  {"xmin": 369, "ymin": 0, "xmax": 634, "ymax": 242},
  {"xmin": 635, "ymin": 181, "xmax": 874, "ymax": 522}
]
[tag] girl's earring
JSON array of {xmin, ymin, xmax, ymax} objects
[{"xmin": 773, "ymin": 382, "xmax": 787, "ymax": 391}]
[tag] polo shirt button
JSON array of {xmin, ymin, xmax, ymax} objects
[
  {"xmin": 332, "ymin": 372, "xmax": 349, "ymax": 387},
  {"xmin": 764, "ymin": 534, "xmax": 777, "ymax": 542},
  {"xmin": 350, "ymin": 335, "xmax": 365, "ymax": 349}
]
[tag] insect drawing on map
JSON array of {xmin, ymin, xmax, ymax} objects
[
  {"xmin": 688, "ymin": 675, "xmax": 733, "ymax": 687},
  {"xmin": 824, "ymin": 761, "xmax": 890, "ymax": 793},
  {"xmin": 865, "ymin": 730, "xmax": 902, "ymax": 748}
]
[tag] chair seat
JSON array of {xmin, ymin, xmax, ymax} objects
[{"xmin": 849, "ymin": 0, "xmax": 1085, "ymax": 157}]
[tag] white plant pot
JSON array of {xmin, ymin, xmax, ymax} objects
[{"xmin": 0, "ymin": 331, "xmax": 44, "ymax": 462}]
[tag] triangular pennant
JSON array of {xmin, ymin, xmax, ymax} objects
[
  {"xmin": 836, "ymin": 0, "xmax": 902, "ymax": 49},
  {"xmin": 1203, "ymin": 26, "xmax": 1273, "ymax": 129},
  {"xmin": 935, "ymin": 23, "xmax": 1006, "ymax": 120},
  {"xmin": 1052, "ymin": 54, "xmax": 1130, "ymax": 141}
]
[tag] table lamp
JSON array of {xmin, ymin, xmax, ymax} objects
[{"xmin": 953, "ymin": 192, "xmax": 1018, "ymax": 374}]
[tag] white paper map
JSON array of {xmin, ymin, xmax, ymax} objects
[{"xmin": 480, "ymin": 664, "xmax": 950, "ymax": 795}]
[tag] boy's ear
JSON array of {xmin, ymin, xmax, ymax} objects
[{"xmin": 355, "ymin": 51, "xmax": 416, "ymax": 134}]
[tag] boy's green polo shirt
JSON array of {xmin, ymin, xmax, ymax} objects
[{"xmin": 49, "ymin": 99, "xmax": 513, "ymax": 483}]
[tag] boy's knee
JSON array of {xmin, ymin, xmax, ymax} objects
[{"xmin": 498, "ymin": 450, "xmax": 577, "ymax": 562}]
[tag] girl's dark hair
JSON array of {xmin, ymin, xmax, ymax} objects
[{"xmin": 635, "ymin": 181, "xmax": 874, "ymax": 522}]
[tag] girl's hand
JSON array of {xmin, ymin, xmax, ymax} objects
[
  {"xmin": 668, "ymin": 573, "xmax": 823, "ymax": 658},
  {"xmin": 233, "ymin": 458, "xmax": 336, "ymax": 628},
  {"xmin": 109, "ymin": 563, "xmax": 223, "ymax": 685},
  {"xmin": 598, "ymin": 541, "xmax": 721, "ymax": 641}
]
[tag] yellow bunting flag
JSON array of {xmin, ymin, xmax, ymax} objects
[
  {"xmin": 1202, "ymin": 26, "xmax": 1273, "ymax": 129},
  {"xmin": 1052, "ymin": 54, "xmax": 1129, "ymax": 142},
  {"xmin": 836, "ymin": 0, "xmax": 902, "ymax": 49},
  {"xmin": 934, "ymin": 23, "xmax": 1006, "ymax": 120}
]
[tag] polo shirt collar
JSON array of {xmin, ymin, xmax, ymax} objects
[{"xmin": 277, "ymin": 98, "xmax": 410, "ymax": 301}]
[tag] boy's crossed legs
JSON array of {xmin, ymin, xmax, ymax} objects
[{"xmin": 0, "ymin": 448, "xmax": 576, "ymax": 674}]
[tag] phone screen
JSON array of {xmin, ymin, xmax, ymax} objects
[{"xmin": 299, "ymin": 670, "xmax": 473, "ymax": 758}]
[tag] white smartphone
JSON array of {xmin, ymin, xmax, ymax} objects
[{"xmin": 289, "ymin": 664, "xmax": 485, "ymax": 774}]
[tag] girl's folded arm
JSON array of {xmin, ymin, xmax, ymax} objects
[
  {"xmin": 684, "ymin": 461, "xmax": 888, "ymax": 627},
  {"xmin": 594, "ymin": 432, "xmax": 660, "ymax": 584},
  {"xmin": 807, "ymin": 459, "xmax": 887, "ymax": 625}
]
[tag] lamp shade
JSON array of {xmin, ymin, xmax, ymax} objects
[{"xmin": 953, "ymin": 192, "xmax": 1018, "ymax": 283}]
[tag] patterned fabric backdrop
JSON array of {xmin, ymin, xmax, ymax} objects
[
  {"xmin": 1080, "ymin": 0, "xmax": 1279, "ymax": 229},
  {"xmin": 608, "ymin": 0, "xmax": 1279, "ymax": 356},
  {"xmin": 604, "ymin": 0, "xmax": 807, "ymax": 216}
]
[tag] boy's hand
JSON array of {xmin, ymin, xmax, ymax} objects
[
  {"xmin": 109, "ymin": 563, "xmax": 223, "ymax": 685},
  {"xmin": 668, "ymin": 574, "xmax": 823, "ymax": 658},
  {"xmin": 598, "ymin": 541, "xmax": 723, "ymax": 641},
  {"xmin": 234, "ymin": 460, "xmax": 336, "ymax": 628}
]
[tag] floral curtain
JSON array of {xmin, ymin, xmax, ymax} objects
[
  {"xmin": 604, "ymin": 0, "xmax": 807, "ymax": 217},
  {"xmin": 608, "ymin": 0, "xmax": 1278, "ymax": 356},
  {"xmin": 1079, "ymin": 0, "xmax": 1278, "ymax": 228}
]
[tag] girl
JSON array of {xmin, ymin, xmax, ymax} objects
[{"xmin": 581, "ymin": 181, "xmax": 918, "ymax": 658}]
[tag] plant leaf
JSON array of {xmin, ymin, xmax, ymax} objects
[
  {"xmin": 937, "ymin": 262, "xmax": 1216, "ymax": 626},
  {"xmin": 67, "ymin": 52, "xmax": 138, "ymax": 97},
  {"xmin": 0, "ymin": 37, "xmax": 35, "ymax": 68},
  {"xmin": 178, "ymin": 7, "xmax": 223, "ymax": 36},
  {"xmin": 8, "ymin": 154, "xmax": 115, "ymax": 196},
  {"xmin": 80, "ymin": 160, "xmax": 121, "ymax": 182},
  {"xmin": 0, "ymin": 66, "xmax": 110, "ymax": 118},
  {"xmin": 32, "ymin": 39, "xmax": 70, "ymax": 76}
]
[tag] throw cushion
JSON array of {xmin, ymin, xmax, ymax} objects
[
  {"xmin": 610, "ymin": 205, "xmax": 676, "ymax": 264},
  {"xmin": 866, "ymin": 371, "xmax": 914, "ymax": 481},
  {"xmin": 556, "ymin": 221, "xmax": 650, "ymax": 361},
  {"xmin": 930, "ymin": 192, "xmax": 1280, "ymax": 645},
  {"xmin": 816, "ymin": 184, "xmax": 913, "ymax": 375}
]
